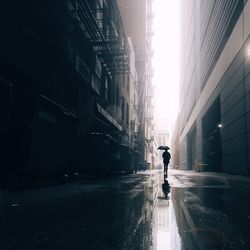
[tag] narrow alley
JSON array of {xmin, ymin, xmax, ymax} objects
[
  {"xmin": 1, "ymin": 170, "xmax": 250, "ymax": 249},
  {"xmin": 1, "ymin": 0, "xmax": 250, "ymax": 249}
]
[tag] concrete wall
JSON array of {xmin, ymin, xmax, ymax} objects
[{"xmin": 179, "ymin": 0, "xmax": 250, "ymax": 175}]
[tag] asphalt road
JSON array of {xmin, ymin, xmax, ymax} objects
[
  {"xmin": 170, "ymin": 170, "xmax": 250, "ymax": 250},
  {"xmin": 0, "ymin": 171, "xmax": 163, "ymax": 250},
  {"xmin": 1, "ymin": 169, "xmax": 250, "ymax": 250}
]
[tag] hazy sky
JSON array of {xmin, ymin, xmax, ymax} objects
[{"xmin": 152, "ymin": 0, "xmax": 180, "ymax": 125}]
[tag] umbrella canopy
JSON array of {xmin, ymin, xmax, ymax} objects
[{"xmin": 157, "ymin": 145, "xmax": 170, "ymax": 150}]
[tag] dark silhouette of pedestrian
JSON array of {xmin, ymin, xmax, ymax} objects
[{"xmin": 162, "ymin": 148, "xmax": 171, "ymax": 178}]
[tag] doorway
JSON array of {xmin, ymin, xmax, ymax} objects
[
  {"xmin": 187, "ymin": 126, "xmax": 196, "ymax": 170},
  {"xmin": 202, "ymin": 97, "xmax": 223, "ymax": 172}
]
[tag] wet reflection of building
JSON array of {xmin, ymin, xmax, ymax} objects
[
  {"xmin": 118, "ymin": 174, "xmax": 159, "ymax": 250},
  {"xmin": 155, "ymin": 196, "xmax": 170, "ymax": 249},
  {"xmin": 142, "ymin": 175, "xmax": 159, "ymax": 249},
  {"xmin": 169, "ymin": 201, "xmax": 182, "ymax": 250},
  {"xmin": 171, "ymin": 182, "xmax": 250, "ymax": 249},
  {"xmin": 152, "ymin": 175, "xmax": 182, "ymax": 250},
  {"xmin": 153, "ymin": 193, "xmax": 182, "ymax": 250},
  {"xmin": 171, "ymin": 186, "xmax": 230, "ymax": 249},
  {"xmin": 171, "ymin": 188, "xmax": 195, "ymax": 248}
]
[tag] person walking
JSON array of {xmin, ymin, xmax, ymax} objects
[{"xmin": 162, "ymin": 147, "xmax": 171, "ymax": 178}]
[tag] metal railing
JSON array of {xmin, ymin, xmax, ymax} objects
[{"xmin": 65, "ymin": 0, "xmax": 130, "ymax": 76}]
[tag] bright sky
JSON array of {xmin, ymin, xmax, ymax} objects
[{"xmin": 152, "ymin": 0, "xmax": 180, "ymax": 125}]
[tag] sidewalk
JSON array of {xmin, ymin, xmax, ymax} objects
[
  {"xmin": 168, "ymin": 168, "xmax": 250, "ymax": 188},
  {"xmin": 168, "ymin": 168, "xmax": 250, "ymax": 249}
]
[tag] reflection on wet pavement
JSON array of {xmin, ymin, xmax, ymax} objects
[
  {"xmin": 153, "ymin": 175, "xmax": 181, "ymax": 250},
  {"xmin": 170, "ymin": 170, "xmax": 250, "ymax": 250},
  {"xmin": 0, "ymin": 171, "xmax": 175, "ymax": 250},
  {"xmin": 1, "ymin": 170, "xmax": 249, "ymax": 249}
]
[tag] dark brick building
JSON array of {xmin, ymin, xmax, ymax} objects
[
  {"xmin": 177, "ymin": 0, "xmax": 250, "ymax": 175},
  {"xmin": 0, "ymin": 0, "xmax": 144, "ymax": 187}
]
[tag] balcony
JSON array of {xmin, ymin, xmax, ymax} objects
[
  {"xmin": 65, "ymin": 0, "xmax": 130, "ymax": 76},
  {"xmin": 135, "ymin": 49, "xmax": 147, "ymax": 62}
]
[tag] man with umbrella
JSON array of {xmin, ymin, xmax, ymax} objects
[{"xmin": 158, "ymin": 146, "xmax": 171, "ymax": 178}]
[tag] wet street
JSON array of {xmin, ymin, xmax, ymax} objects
[
  {"xmin": 0, "ymin": 171, "xmax": 164, "ymax": 250},
  {"xmin": 0, "ymin": 170, "xmax": 250, "ymax": 249},
  {"xmin": 170, "ymin": 170, "xmax": 250, "ymax": 250}
]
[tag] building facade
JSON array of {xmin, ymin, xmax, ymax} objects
[
  {"xmin": 0, "ymin": 0, "xmax": 145, "ymax": 187},
  {"xmin": 118, "ymin": 0, "xmax": 155, "ymax": 168},
  {"xmin": 156, "ymin": 119, "xmax": 171, "ymax": 169},
  {"xmin": 178, "ymin": 0, "xmax": 250, "ymax": 175},
  {"xmin": 171, "ymin": 115, "xmax": 180, "ymax": 169}
]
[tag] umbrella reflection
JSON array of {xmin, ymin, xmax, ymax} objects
[
  {"xmin": 152, "ymin": 175, "xmax": 182, "ymax": 250},
  {"xmin": 162, "ymin": 180, "xmax": 171, "ymax": 199}
]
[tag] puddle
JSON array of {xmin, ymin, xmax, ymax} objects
[{"xmin": 152, "ymin": 179, "xmax": 181, "ymax": 250}]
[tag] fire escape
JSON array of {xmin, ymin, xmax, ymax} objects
[
  {"xmin": 65, "ymin": 0, "xmax": 130, "ymax": 76},
  {"xmin": 145, "ymin": 0, "xmax": 155, "ymax": 163}
]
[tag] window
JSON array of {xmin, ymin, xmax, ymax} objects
[
  {"xmin": 127, "ymin": 75, "xmax": 130, "ymax": 93},
  {"xmin": 116, "ymin": 87, "xmax": 120, "ymax": 106},
  {"xmin": 104, "ymin": 78, "xmax": 108, "ymax": 101},
  {"xmin": 121, "ymin": 97, "xmax": 125, "ymax": 121},
  {"xmin": 126, "ymin": 103, "xmax": 129, "ymax": 126}
]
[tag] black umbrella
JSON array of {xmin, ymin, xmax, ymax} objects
[{"xmin": 157, "ymin": 145, "xmax": 170, "ymax": 150}]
